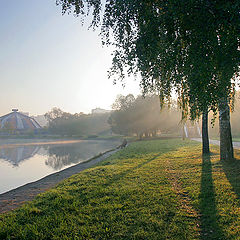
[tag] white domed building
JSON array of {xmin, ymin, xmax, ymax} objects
[{"xmin": 0, "ymin": 109, "xmax": 41, "ymax": 133}]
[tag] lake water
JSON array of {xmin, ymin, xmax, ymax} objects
[{"xmin": 0, "ymin": 139, "xmax": 120, "ymax": 194}]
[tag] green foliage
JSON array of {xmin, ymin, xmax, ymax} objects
[
  {"xmin": 45, "ymin": 108, "xmax": 111, "ymax": 136},
  {"xmin": 109, "ymin": 94, "xmax": 181, "ymax": 137},
  {"xmin": 56, "ymin": 0, "xmax": 240, "ymax": 120},
  {"xmin": 1, "ymin": 139, "xmax": 240, "ymax": 239},
  {"xmin": 56, "ymin": 0, "xmax": 239, "ymax": 159}
]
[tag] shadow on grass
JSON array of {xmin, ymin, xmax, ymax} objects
[
  {"xmin": 102, "ymin": 153, "xmax": 163, "ymax": 188},
  {"xmin": 200, "ymin": 154, "xmax": 225, "ymax": 239},
  {"xmin": 221, "ymin": 157, "xmax": 240, "ymax": 200}
]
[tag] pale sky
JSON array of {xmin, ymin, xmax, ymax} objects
[{"xmin": 0, "ymin": 0, "xmax": 140, "ymax": 116}]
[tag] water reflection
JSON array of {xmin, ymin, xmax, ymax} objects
[
  {"xmin": 0, "ymin": 140, "xmax": 118, "ymax": 170},
  {"xmin": 46, "ymin": 145, "xmax": 87, "ymax": 170},
  {"xmin": 0, "ymin": 145, "xmax": 40, "ymax": 167},
  {"xmin": 45, "ymin": 141, "xmax": 114, "ymax": 170},
  {"xmin": 0, "ymin": 140, "xmax": 120, "ymax": 194}
]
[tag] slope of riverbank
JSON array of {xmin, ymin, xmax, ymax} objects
[{"xmin": 1, "ymin": 139, "xmax": 240, "ymax": 239}]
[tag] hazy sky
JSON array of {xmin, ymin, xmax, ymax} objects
[{"xmin": 0, "ymin": 0, "xmax": 140, "ymax": 116}]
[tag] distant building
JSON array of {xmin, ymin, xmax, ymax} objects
[
  {"xmin": 32, "ymin": 115, "xmax": 48, "ymax": 127},
  {"xmin": 91, "ymin": 108, "xmax": 111, "ymax": 114},
  {"xmin": 0, "ymin": 109, "xmax": 41, "ymax": 133}
]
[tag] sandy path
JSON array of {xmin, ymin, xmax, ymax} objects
[{"xmin": 0, "ymin": 148, "xmax": 120, "ymax": 214}]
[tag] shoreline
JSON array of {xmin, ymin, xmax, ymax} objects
[{"xmin": 0, "ymin": 147, "xmax": 120, "ymax": 214}]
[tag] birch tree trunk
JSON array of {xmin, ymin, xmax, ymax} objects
[
  {"xmin": 219, "ymin": 97, "xmax": 234, "ymax": 161},
  {"xmin": 202, "ymin": 109, "xmax": 210, "ymax": 154}
]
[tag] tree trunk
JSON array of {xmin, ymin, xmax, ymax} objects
[
  {"xmin": 182, "ymin": 126, "xmax": 185, "ymax": 140},
  {"xmin": 202, "ymin": 110, "xmax": 210, "ymax": 154},
  {"xmin": 219, "ymin": 97, "xmax": 234, "ymax": 161}
]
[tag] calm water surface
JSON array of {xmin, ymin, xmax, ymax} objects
[{"xmin": 0, "ymin": 140, "xmax": 120, "ymax": 194}]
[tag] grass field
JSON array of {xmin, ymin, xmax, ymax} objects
[
  {"xmin": 1, "ymin": 139, "xmax": 240, "ymax": 239},
  {"xmin": 211, "ymin": 136, "xmax": 240, "ymax": 142}
]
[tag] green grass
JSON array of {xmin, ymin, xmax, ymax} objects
[
  {"xmin": 232, "ymin": 138, "xmax": 240, "ymax": 142},
  {"xmin": 1, "ymin": 139, "xmax": 240, "ymax": 239},
  {"xmin": 211, "ymin": 136, "xmax": 240, "ymax": 142}
]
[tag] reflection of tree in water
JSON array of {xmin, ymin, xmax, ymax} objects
[
  {"xmin": 0, "ymin": 145, "xmax": 40, "ymax": 167},
  {"xmin": 45, "ymin": 145, "xmax": 81, "ymax": 170},
  {"xmin": 45, "ymin": 141, "xmax": 118, "ymax": 171}
]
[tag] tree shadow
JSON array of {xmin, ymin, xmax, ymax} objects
[
  {"xmin": 221, "ymin": 157, "xmax": 240, "ymax": 200},
  {"xmin": 102, "ymin": 153, "xmax": 163, "ymax": 188},
  {"xmin": 200, "ymin": 154, "xmax": 225, "ymax": 239}
]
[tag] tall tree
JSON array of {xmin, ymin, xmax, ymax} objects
[{"xmin": 56, "ymin": 0, "xmax": 240, "ymax": 160}]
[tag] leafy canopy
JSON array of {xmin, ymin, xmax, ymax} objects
[{"xmin": 57, "ymin": 0, "xmax": 240, "ymax": 118}]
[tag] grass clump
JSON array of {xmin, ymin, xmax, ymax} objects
[{"xmin": 1, "ymin": 139, "xmax": 240, "ymax": 239}]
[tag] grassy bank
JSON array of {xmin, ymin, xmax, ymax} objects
[{"xmin": 1, "ymin": 139, "xmax": 240, "ymax": 239}]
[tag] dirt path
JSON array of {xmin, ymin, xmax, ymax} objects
[{"xmin": 0, "ymin": 148, "xmax": 120, "ymax": 214}]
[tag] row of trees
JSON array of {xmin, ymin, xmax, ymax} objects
[
  {"xmin": 57, "ymin": 0, "xmax": 240, "ymax": 161},
  {"xmin": 45, "ymin": 91, "xmax": 240, "ymax": 139},
  {"xmin": 108, "ymin": 94, "xmax": 181, "ymax": 138},
  {"xmin": 45, "ymin": 96, "xmax": 182, "ymax": 138},
  {"xmin": 44, "ymin": 108, "xmax": 110, "ymax": 136}
]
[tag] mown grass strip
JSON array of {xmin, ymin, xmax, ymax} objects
[{"xmin": 0, "ymin": 139, "xmax": 240, "ymax": 239}]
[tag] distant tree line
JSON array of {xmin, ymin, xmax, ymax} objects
[
  {"xmin": 44, "ymin": 108, "xmax": 110, "ymax": 137},
  {"xmin": 108, "ymin": 94, "xmax": 181, "ymax": 138}
]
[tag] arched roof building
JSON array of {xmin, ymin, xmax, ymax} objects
[{"xmin": 0, "ymin": 109, "xmax": 41, "ymax": 131}]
